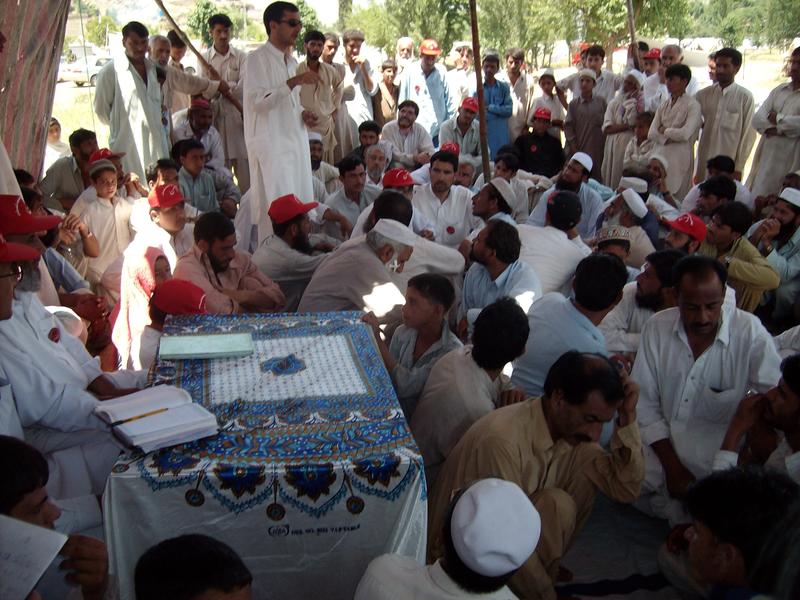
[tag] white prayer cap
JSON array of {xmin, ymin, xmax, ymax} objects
[
  {"xmin": 451, "ymin": 478, "xmax": 541, "ymax": 577},
  {"xmin": 372, "ymin": 218, "xmax": 417, "ymax": 247},
  {"xmin": 620, "ymin": 188, "xmax": 648, "ymax": 218},
  {"xmin": 626, "ymin": 69, "xmax": 646, "ymax": 89},
  {"xmin": 538, "ymin": 68, "xmax": 555, "ymax": 81},
  {"xmin": 570, "ymin": 152, "xmax": 593, "ymax": 173},
  {"xmin": 618, "ymin": 176, "xmax": 648, "ymax": 195},
  {"xmin": 779, "ymin": 187, "xmax": 800, "ymax": 209},
  {"xmin": 489, "ymin": 177, "xmax": 515, "ymax": 210},
  {"xmin": 649, "ymin": 152, "xmax": 670, "ymax": 171},
  {"xmin": 577, "ymin": 68, "xmax": 597, "ymax": 82},
  {"xmin": 307, "ymin": 131, "xmax": 323, "ymax": 142}
]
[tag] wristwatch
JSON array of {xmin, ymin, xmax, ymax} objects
[{"xmin": 724, "ymin": 255, "xmax": 732, "ymax": 268}]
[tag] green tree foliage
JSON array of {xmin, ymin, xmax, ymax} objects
[
  {"xmin": 764, "ymin": 0, "xmax": 799, "ymax": 48},
  {"xmin": 701, "ymin": 0, "xmax": 767, "ymax": 47},
  {"xmin": 295, "ymin": 0, "xmax": 323, "ymax": 53},
  {"xmin": 349, "ymin": 3, "xmax": 399, "ymax": 55},
  {"xmin": 478, "ymin": 0, "xmax": 565, "ymax": 67},
  {"xmin": 187, "ymin": 0, "xmax": 223, "ymax": 47},
  {"xmin": 383, "ymin": 0, "xmax": 470, "ymax": 59},
  {"xmin": 85, "ymin": 15, "xmax": 119, "ymax": 47}
]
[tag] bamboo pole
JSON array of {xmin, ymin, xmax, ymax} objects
[
  {"xmin": 468, "ymin": 0, "xmax": 492, "ymax": 180},
  {"xmin": 625, "ymin": 0, "xmax": 641, "ymax": 71},
  {"xmin": 153, "ymin": 0, "xmax": 244, "ymax": 114}
]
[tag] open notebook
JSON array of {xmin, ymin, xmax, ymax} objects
[{"xmin": 94, "ymin": 386, "xmax": 219, "ymax": 453}]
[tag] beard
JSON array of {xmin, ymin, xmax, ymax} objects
[
  {"xmin": 293, "ymin": 232, "xmax": 313, "ymax": 254},
  {"xmin": 17, "ymin": 264, "xmax": 42, "ymax": 292},
  {"xmin": 555, "ymin": 176, "xmax": 580, "ymax": 193},
  {"xmin": 635, "ymin": 290, "xmax": 662, "ymax": 311},
  {"xmin": 778, "ymin": 220, "xmax": 797, "ymax": 243},
  {"xmin": 368, "ymin": 168, "xmax": 383, "ymax": 182},
  {"xmin": 310, "ymin": 159, "xmax": 321, "ymax": 170}
]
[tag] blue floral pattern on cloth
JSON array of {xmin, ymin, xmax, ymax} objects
[
  {"xmin": 132, "ymin": 312, "xmax": 425, "ymax": 517},
  {"xmin": 261, "ymin": 353, "xmax": 306, "ymax": 376}
]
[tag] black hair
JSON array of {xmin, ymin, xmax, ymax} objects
[
  {"xmin": 673, "ymin": 254, "xmax": 728, "ymax": 291},
  {"xmin": 323, "ymin": 32, "xmax": 339, "ymax": 44},
  {"xmin": 407, "ymin": 273, "xmax": 455, "ymax": 311},
  {"xmin": 20, "ymin": 186, "xmax": 44, "ymax": 212},
  {"xmin": 166, "ymin": 30, "xmax": 185, "ymax": 48},
  {"xmin": 573, "ymin": 254, "xmax": 628, "ymax": 311},
  {"xmin": 496, "ymin": 144, "xmax": 520, "ymax": 158},
  {"xmin": 0, "ymin": 435, "xmax": 49, "ymax": 514},
  {"xmin": 597, "ymin": 238, "xmax": 630, "ymax": 254},
  {"xmin": 792, "ymin": 46, "xmax": 800, "ymax": 58},
  {"xmin": 68, "ymin": 128, "xmax": 97, "ymax": 148},
  {"xmin": 398, "ymin": 99, "xmax": 420, "ymax": 116},
  {"xmin": 714, "ymin": 47, "xmax": 743, "ymax": 67},
  {"xmin": 471, "ymin": 297, "xmax": 529, "ymax": 370},
  {"xmin": 135, "ymin": 534, "xmax": 253, "ymax": 600},
  {"xmin": 381, "ymin": 58, "xmax": 397, "ymax": 71},
  {"xmin": 338, "ymin": 154, "xmax": 364, "ymax": 176},
  {"xmin": 122, "ymin": 21, "xmax": 149, "ymax": 39},
  {"xmin": 637, "ymin": 41, "xmax": 649, "ymax": 52},
  {"xmin": 751, "ymin": 497, "xmax": 800, "ymax": 597},
  {"xmin": 496, "ymin": 153, "xmax": 519, "ymax": 172},
  {"xmin": 357, "ymin": 120, "xmax": 381, "ymax": 135},
  {"xmin": 645, "ymin": 249, "xmax": 687, "ymax": 288},
  {"xmin": 304, "ymin": 30, "xmax": 325, "ymax": 44},
  {"xmin": 13, "ymin": 168, "xmax": 35, "ymax": 186},
  {"xmin": 430, "ymin": 150, "xmax": 459, "ymax": 172},
  {"xmin": 712, "ymin": 201, "xmax": 752, "ymax": 236},
  {"xmin": 486, "ymin": 183, "xmax": 512, "ymax": 214},
  {"xmin": 341, "ymin": 29, "xmax": 365, "ymax": 43},
  {"xmin": 635, "ymin": 111, "xmax": 654, "ymax": 126},
  {"xmin": 665, "ymin": 63, "xmax": 692, "ymax": 82},
  {"xmin": 372, "ymin": 190, "xmax": 413, "ymax": 226},
  {"xmin": 263, "ymin": 2, "xmax": 298, "ymax": 34},
  {"xmin": 440, "ymin": 488, "xmax": 518, "ymax": 593},
  {"xmin": 586, "ymin": 44, "xmax": 605, "ymax": 58},
  {"xmin": 146, "ymin": 158, "xmax": 180, "ymax": 184},
  {"xmin": 543, "ymin": 351, "xmax": 625, "ymax": 406},
  {"xmin": 178, "ymin": 138, "xmax": 206, "ymax": 158},
  {"xmin": 699, "ymin": 174, "xmax": 737, "ymax": 202},
  {"xmin": 208, "ymin": 13, "xmax": 233, "ymax": 30},
  {"xmin": 483, "ymin": 220, "xmax": 521, "ymax": 264},
  {"xmin": 706, "ymin": 155, "xmax": 736, "ymax": 174},
  {"xmin": 482, "ymin": 50, "xmax": 501, "ymax": 66},
  {"xmin": 781, "ymin": 354, "xmax": 800, "ymax": 398},
  {"xmin": 505, "ymin": 47, "xmax": 524, "ymax": 61},
  {"xmin": 272, "ymin": 212, "xmax": 306, "ymax": 238},
  {"xmin": 685, "ymin": 467, "xmax": 798, "ymax": 579},
  {"xmin": 194, "ymin": 211, "xmax": 235, "ymax": 244}
]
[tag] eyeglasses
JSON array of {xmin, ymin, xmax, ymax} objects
[
  {"xmin": 0, "ymin": 264, "xmax": 23, "ymax": 282},
  {"xmin": 279, "ymin": 19, "xmax": 302, "ymax": 27}
]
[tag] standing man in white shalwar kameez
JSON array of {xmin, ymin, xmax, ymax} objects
[
  {"xmin": 694, "ymin": 48, "xmax": 756, "ymax": 183},
  {"xmin": 648, "ymin": 64, "xmax": 702, "ymax": 202},
  {"xmin": 202, "ymin": 13, "xmax": 250, "ymax": 193},
  {"xmin": 94, "ymin": 22, "xmax": 169, "ymax": 183},
  {"xmin": 244, "ymin": 2, "xmax": 317, "ymax": 242},
  {"xmin": 747, "ymin": 47, "xmax": 800, "ymax": 197}
]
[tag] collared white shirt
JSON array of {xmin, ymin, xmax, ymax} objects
[
  {"xmin": 323, "ymin": 186, "xmax": 379, "ymax": 240},
  {"xmin": 70, "ymin": 187, "xmax": 135, "ymax": 284},
  {"xmin": 460, "ymin": 260, "xmax": 542, "ymax": 323},
  {"xmin": 411, "ymin": 183, "xmax": 479, "ymax": 247},
  {"xmin": 355, "ymin": 555, "xmax": 518, "ymax": 600},
  {"xmin": 497, "ymin": 70, "xmax": 537, "ymax": 142},
  {"xmin": 516, "ymin": 224, "xmax": 590, "ymax": 294},
  {"xmin": 381, "ymin": 119, "xmax": 435, "ymax": 169},
  {"xmin": 681, "ymin": 179, "xmax": 754, "ymax": 212},
  {"xmin": 643, "ymin": 72, "xmax": 700, "ymax": 112},
  {"xmin": 526, "ymin": 184, "xmax": 604, "ymax": 240},
  {"xmin": 599, "ymin": 281, "xmax": 654, "ymax": 354},
  {"xmin": 251, "ymin": 235, "xmax": 327, "ymax": 311},
  {"xmin": 559, "ymin": 68, "xmax": 622, "ymax": 104},
  {"xmin": 438, "ymin": 115, "xmax": 481, "ymax": 167},
  {"xmin": 172, "ymin": 116, "xmax": 227, "ymax": 173},
  {"xmin": 632, "ymin": 303, "xmax": 781, "ymax": 476}
]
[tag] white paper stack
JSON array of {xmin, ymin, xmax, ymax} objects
[{"xmin": 94, "ymin": 386, "xmax": 219, "ymax": 453}]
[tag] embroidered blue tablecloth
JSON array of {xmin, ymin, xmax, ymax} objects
[{"xmin": 104, "ymin": 312, "xmax": 427, "ymax": 600}]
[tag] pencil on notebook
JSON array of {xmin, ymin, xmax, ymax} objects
[{"xmin": 110, "ymin": 407, "xmax": 169, "ymax": 427}]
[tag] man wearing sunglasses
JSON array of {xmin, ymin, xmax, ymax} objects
[{"xmin": 244, "ymin": 1, "xmax": 319, "ymax": 246}]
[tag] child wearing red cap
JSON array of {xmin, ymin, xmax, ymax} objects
[{"xmin": 515, "ymin": 107, "xmax": 565, "ymax": 178}]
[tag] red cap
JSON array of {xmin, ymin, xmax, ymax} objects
[
  {"xmin": 267, "ymin": 194, "xmax": 319, "ymax": 225},
  {"xmin": 440, "ymin": 142, "xmax": 460, "ymax": 155},
  {"xmin": 89, "ymin": 148, "xmax": 125, "ymax": 164},
  {"xmin": 460, "ymin": 97, "xmax": 479, "ymax": 113},
  {"xmin": 382, "ymin": 168, "xmax": 414, "ymax": 188},
  {"xmin": 151, "ymin": 279, "xmax": 207, "ymax": 315},
  {"xmin": 0, "ymin": 233, "xmax": 41, "ymax": 262},
  {"xmin": 148, "ymin": 184, "xmax": 185, "ymax": 209},
  {"xmin": 419, "ymin": 39, "xmax": 442, "ymax": 56},
  {"xmin": 190, "ymin": 98, "xmax": 212, "ymax": 110},
  {"xmin": 532, "ymin": 107, "xmax": 552, "ymax": 120},
  {"xmin": 665, "ymin": 213, "xmax": 707, "ymax": 243},
  {"xmin": 0, "ymin": 195, "xmax": 62, "ymax": 236},
  {"xmin": 643, "ymin": 48, "xmax": 661, "ymax": 60}
]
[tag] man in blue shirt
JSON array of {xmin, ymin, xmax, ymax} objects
[
  {"xmin": 475, "ymin": 51, "xmax": 512, "ymax": 159},
  {"xmin": 398, "ymin": 39, "xmax": 453, "ymax": 143},
  {"xmin": 458, "ymin": 220, "xmax": 542, "ymax": 338},
  {"xmin": 511, "ymin": 253, "xmax": 628, "ymax": 396}
]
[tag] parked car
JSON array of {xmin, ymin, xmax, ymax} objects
[{"xmin": 59, "ymin": 56, "xmax": 111, "ymax": 87}]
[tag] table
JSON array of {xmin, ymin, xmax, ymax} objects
[{"xmin": 103, "ymin": 312, "xmax": 427, "ymax": 599}]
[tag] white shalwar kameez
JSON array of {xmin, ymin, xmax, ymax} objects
[
  {"xmin": 648, "ymin": 93, "xmax": 702, "ymax": 201},
  {"xmin": 244, "ymin": 41, "xmax": 314, "ymax": 241},
  {"xmin": 94, "ymin": 57, "xmax": 169, "ymax": 182}
]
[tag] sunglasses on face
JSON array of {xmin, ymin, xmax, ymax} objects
[
  {"xmin": 279, "ymin": 19, "xmax": 302, "ymax": 27},
  {"xmin": 0, "ymin": 264, "xmax": 23, "ymax": 282}
]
